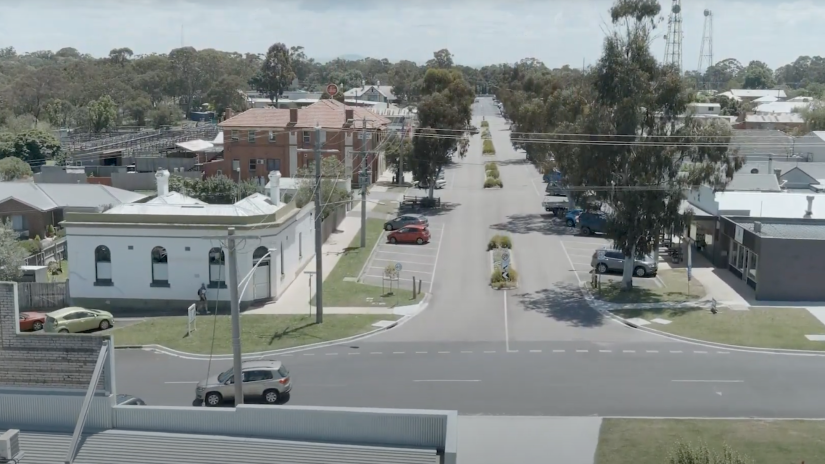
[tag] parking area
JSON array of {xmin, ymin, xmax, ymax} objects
[
  {"xmin": 559, "ymin": 238, "xmax": 663, "ymax": 289},
  {"xmin": 360, "ymin": 222, "xmax": 445, "ymax": 288}
]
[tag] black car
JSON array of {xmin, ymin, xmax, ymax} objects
[
  {"xmin": 467, "ymin": 125, "xmax": 479, "ymax": 134},
  {"xmin": 117, "ymin": 394, "xmax": 147, "ymax": 406}
]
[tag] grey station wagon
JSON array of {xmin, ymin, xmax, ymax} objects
[
  {"xmin": 384, "ymin": 214, "xmax": 428, "ymax": 231},
  {"xmin": 196, "ymin": 360, "xmax": 291, "ymax": 407},
  {"xmin": 591, "ymin": 247, "xmax": 658, "ymax": 277}
]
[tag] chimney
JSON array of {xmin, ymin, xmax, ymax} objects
[
  {"xmin": 377, "ymin": 80, "xmax": 380, "ymax": 87},
  {"xmin": 774, "ymin": 169, "xmax": 782, "ymax": 183},
  {"xmin": 361, "ymin": 80, "xmax": 365, "ymax": 90},
  {"xmin": 224, "ymin": 108, "xmax": 234, "ymax": 121},
  {"xmin": 753, "ymin": 221, "xmax": 762, "ymax": 234},
  {"xmin": 289, "ymin": 108, "xmax": 298, "ymax": 124},
  {"xmin": 806, "ymin": 195, "xmax": 814, "ymax": 218},
  {"xmin": 345, "ymin": 109, "xmax": 354, "ymax": 122},
  {"xmin": 155, "ymin": 169, "xmax": 170, "ymax": 197},
  {"xmin": 768, "ymin": 157, "xmax": 773, "ymax": 174},
  {"xmin": 268, "ymin": 170, "xmax": 282, "ymax": 206}
]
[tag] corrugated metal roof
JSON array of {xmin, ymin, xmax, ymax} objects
[
  {"xmin": 732, "ymin": 219, "xmax": 825, "ymax": 240},
  {"xmin": 752, "ymin": 96, "xmax": 779, "ymax": 103},
  {"xmin": 344, "ymin": 85, "xmax": 397, "ymax": 100},
  {"xmin": 730, "ymin": 89, "xmax": 787, "ymax": 98},
  {"xmin": 147, "ymin": 192, "xmax": 207, "ymax": 205},
  {"xmin": 13, "ymin": 429, "xmax": 439, "ymax": 464},
  {"xmin": 738, "ymin": 160, "xmax": 825, "ymax": 177},
  {"xmin": 716, "ymin": 191, "xmax": 825, "ymax": 219},
  {"xmin": 754, "ymin": 101, "xmax": 811, "ymax": 114},
  {"xmin": 731, "ymin": 129, "xmax": 792, "ymax": 157},
  {"xmin": 745, "ymin": 113, "xmax": 804, "ymax": 124},
  {"xmin": 264, "ymin": 177, "xmax": 299, "ymax": 190},
  {"xmin": 104, "ymin": 192, "xmax": 284, "ymax": 217},
  {"xmin": 233, "ymin": 193, "xmax": 282, "ymax": 215},
  {"xmin": 0, "ymin": 182, "xmax": 146, "ymax": 211},
  {"xmin": 726, "ymin": 174, "xmax": 781, "ymax": 191},
  {"xmin": 175, "ymin": 140, "xmax": 214, "ymax": 152}
]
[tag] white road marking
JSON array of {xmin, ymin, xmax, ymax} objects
[
  {"xmin": 393, "ymin": 352, "xmax": 406, "ymax": 354},
  {"xmin": 367, "ymin": 267, "xmax": 433, "ymax": 276},
  {"xmin": 416, "ymin": 351, "xmax": 428, "ymax": 354},
  {"xmin": 599, "ymin": 350, "xmax": 612, "ymax": 353},
  {"xmin": 528, "ymin": 177, "xmax": 542, "ymax": 198},
  {"xmin": 559, "ymin": 241, "xmax": 583, "ymax": 285},
  {"xmin": 530, "ymin": 350, "xmax": 542, "ymax": 353},
  {"xmin": 717, "ymin": 352, "xmax": 730, "ymax": 354},
  {"xmin": 429, "ymin": 223, "xmax": 445, "ymax": 293},
  {"xmin": 623, "ymin": 350, "xmax": 636, "ymax": 353},
  {"xmin": 164, "ymin": 381, "xmax": 199, "ymax": 384},
  {"xmin": 347, "ymin": 352, "xmax": 360, "ymax": 355},
  {"xmin": 694, "ymin": 351, "xmax": 709, "ymax": 354},
  {"xmin": 576, "ymin": 349, "xmax": 589, "ymax": 353},
  {"xmin": 363, "ymin": 274, "xmax": 416, "ymax": 282},
  {"xmin": 303, "ymin": 353, "xmax": 315, "ymax": 356},
  {"xmin": 646, "ymin": 350, "xmax": 659, "ymax": 353},
  {"xmin": 373, "ymin": 257, "xmax": 435, "ymax": 265},
  {"xmin": 483, "ymin": 351, "xmax": 496, "ymax": 353},
  {"xmin": 504, "ymin": 290, "xmax": 511, "ymax": 352},
  {"xmin": 438, "ymin": 351, "xmax": 450, "ymax": 354},
  {"xmin": 414, "ymin": 380, "xmax": 481, "ymax": 383},
  {"xmin": 370, "ymin": 352, "xmax": 382, "ymax": 355},
  {"xmin": 374, "ymin": 250, "xmax": 438, "ymax": 258},
  {"xmin": 553, "ymin": 349, "xmax": 565, "ymax": 353},
  {"xmin": 670, "ymin": 350, "xmax": 683, "ymax": 353},
  {"xmin": 325, "ymin": 353, "xmax": 338, "ymax": 356},
  {"xmin": 672, "ymin": 380, "xmax": 744, "ymax": 383},
  {"xmin": 461, "ymin": 351, "xmax": 473, "ymax": 354}
]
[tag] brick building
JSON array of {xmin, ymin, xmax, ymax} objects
[{"xmin": 212, "ymin": 100, "xmax": 391, "ymax": 186}]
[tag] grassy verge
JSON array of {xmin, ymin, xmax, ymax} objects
[
  {"xmin": 597, "ymin": 269, "xmax": 705, "ymax": 304},
  {"xmin": 313, "ymin": 218, "xmax": 423, "ymax": 308},
  {"xmin": 112, "ymin": 314, "xmax": 397, "ymax": 354},
  {"xmin": 49, "ymin": 260, "xmax": 69, "ymax": 282},
  {"xmin": 595, "ymin": 418, "xmax": 825, "ymax": 464},
  {"xmin": 613, "ymin": 306, "xmax": 825, "ymax": 350}
]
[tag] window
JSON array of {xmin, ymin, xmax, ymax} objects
[
  {"xmin": 249, "ymin": 158, "xmax": 257, "ymax": 172},
  {"xmin": 208, "ymin": 247, "xmax": 226, "ymax": 288},
  {"xmin": 303, "ymin": 131, "xmax": 311, "ymax": 144},
  {"xmin": 230, "ymin": 130, "xmax": 239, "ymax": 141},
  {"xmin": 269, "ymin": 131, "xmax": 277, "ymax": 142},
  {"xmin": 151, "ymin": 246, "xmax": 169, "ymax": 287},
  {"xmin": 253, "ymin": 246, "xmax": 270, "ymax": 267},
  {"xmin": 747, "ymin": 252, "xmax": 758, "ymax": 282},
  {"xmin": 750, "ymin": 168, "xmax": 759, "ymax": 174},
  {"xmin": 280, "ymin": 242, "xmax": 284, "ymax": 276},
  {"xmin": 94, "ymin": 245, "xmax": 113, "ymax": 286},
  {"xmin": 267, "ymin": 159, "xmax": 280, "ymax": 172},
  {"xmin": 246, "ymin": 370, "xmax": 274, "ymax": 382},
  {"xmin": 298, "ymin": 232, "xmax": 302, "ymax": 258},
  {"xmin": 10, "ymin": 215, "xmax": 27, "ymax": 232},
  {"xmin": 232, "ymin": 159, "xmax": 240, "ymax": 172},
  {"xmin": 248, "ymin": 130, "xmax": 256, "ymax": 143}
]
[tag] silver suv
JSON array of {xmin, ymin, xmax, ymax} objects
[
  {"xmin": 591, "ymin": 247, "xmax": 658, "ymax": 277},
  {"xmin": 196, "ymin": 360, "xmax": 291, "ymax": 407}
]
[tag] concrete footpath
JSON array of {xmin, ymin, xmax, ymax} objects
[
  {"xmin": 458, "ymin": 416, "xmax": 602, "ymax": 464},
  {"xmin": 247, "ymin": 170, "xmax": 406, "ymax": 315}
]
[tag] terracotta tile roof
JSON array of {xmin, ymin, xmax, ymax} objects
[{"xmin": 219, "ymin": 100, "xmax": 390, "ymax": 130}]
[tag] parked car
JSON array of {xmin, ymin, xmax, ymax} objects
[
  {"xmin": 576, "ymin": 212, "xmax": 607, "ymax": 236},
  {"xmin": 117, "ymin": 394, "xmax": 147, "ymax": 406},
  {"xmin": 565, "ymin": 209, "xmax": 583, "ymax": 227},
  {"xmin": 545, "ymin": 182, "xmax": 566, "ymax": 196},
  {"xmin": 196, "ymin": 360, "xmax": 291, "ymax": 407},
  {"xmin": 591, "ymin": 247, "xmax": 658, "ymax": 277},
  {"xmin": 387, "ymin": 224, "xmax": 430, "ymax": 245},
  {"xmin": 18, "ymin": 311, "xmax": 46, "ymax": 332},
  {"xmin": 417, "ymin": 178, "xmax": 446, "ymax": 190},
  {"xmin": 467, "ymin": 125, "xmax": 479, "ymax": 134},
  {"xmin": 542, "ymin": 196, "xmax": 568, "ymax": 217},
  {"xmin": 44, "ymin": 307, "xmax": 115, "ymax": 334},
  {"xmin": 384, "ymin": 214, "xmax": 428, "ymax": 231}
]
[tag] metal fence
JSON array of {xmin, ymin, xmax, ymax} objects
[
  {"xmin": 17, "ymin": 282, "xmax": 70, "ymax": 310},
  {"xmin": 23, "ymin": 238, "xmax": 66, "ymax": 266}
]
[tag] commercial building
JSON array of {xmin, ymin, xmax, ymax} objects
[
  {"xmin": 62, "ymin": 170, "xmax": 314, "ymax": 313},
  {"xmin": 214, "ymin": 100, "xmax": 390, "ymax": 186}
]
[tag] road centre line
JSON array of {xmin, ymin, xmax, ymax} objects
[
  {"xmin": 414, "ymin": 380, "xmax": 481, "ymax": 383},
  {"xmin": 372, "ymin": 257, "xmax": 435, "ymax": 265},
  {"xmin": 672, "ymin": 380, "xmax": 744, "ymax": 383},
  {"xmin": 164, "ymin": 381, "xmax": 199, "ymax": 384},
  {"xmin": 503, "ymin": 290, "xmax": 511, "ymax": 352},
  {"xmin": 429, "ymin": 223, "xmax": 445, "ymax": 293},
  {"xmin": 559, "ymin": 241, "xmax": 583, "ymax": 285}
]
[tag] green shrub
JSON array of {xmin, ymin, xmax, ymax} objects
[
  {"xmin": 485, "ymin": 163, "xmax": 499, "ymax": 178},
  {"xmin": 498, "ymin": 235, "xmax": 512, "ymax": 249},
  {"xmin": 485, "ymin": 162, "xmax": 497, "ymax": 170},
  {"xmin": 506, "ymin": 268, "xmax": 518, "ymax": 283},
  {"xmin": 486, "ymin": 169, "xmax": 500, "ymax": 179},
  {"xmin": 668, "ymin": 441, "xmax": 750, "ymax": 464},
  {"xmin": 482, "ymin": 139, "xmax": 495, "ymax": 154},
  {"xmin": 491, "ymin": 267, "xmax": 504, "ymax": 284},
  {"xmin": 47, "ymin": 225, "xmax": 55, "ymax": 237},
  {"xmin": 481, "ymin": 129, "xmax": 492, "ymax": 139},
  {"xmin": 20, "ymin": 239, "xmax": 41, "ymax": 255},
  {"xmin": 484, "ymin": 177, "xmax": 502, "ymax": 188},
  {"xmin": 480, "ymin": 120, "xmax": 489, "ymax": 128}
]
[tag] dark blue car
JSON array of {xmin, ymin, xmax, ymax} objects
[
  {"xmin": 543, "ymin": 170, "xmax": 562, "ymax": 183},
  {"xmin": 565, "ymin": 209, "xmax": 583, "ymax": 227}
]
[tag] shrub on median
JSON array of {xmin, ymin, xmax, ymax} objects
[
  {"xmin": 485, "ymin": 162, "xmax": 499, "ymax": 178},
  {"xmin": 487, "ymin": 234, "xmax": 512, "ymax": 250},
  {"xmin": 481, "ymin": 128, "xmax": 492, "ymax": 139},
  {"xmin": 480, "ymin": 120, "xmax": 489, "ymax": 128},
  {"xmin": 482, "ymin": 139, "xmax": 495, "ymax": 154},
  {"xmin": 484, "ymin": 177, "xmax": 502, "ymax": 188},
  {"xmin": 491, "ymin": 266, "xmax": 518, "ymax": 288}
]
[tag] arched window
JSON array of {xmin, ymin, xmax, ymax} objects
[
  {"xmin": 253, "ymin": 246, "xmax": 270, "ymax": 267},
  {"xmin": 94, "ymin": 245, "xmax": 113, "ymax": 286},
  {"xmin": 750, "ymin": 168, "xmax": 759, "ymax": 174},
  {"xmin": 151, "ymin": 246, "xmax": 169, "ymax": 287},
  {"xmin": 208, "ymin": 247, "xmax": 226, "ymax": 287}
]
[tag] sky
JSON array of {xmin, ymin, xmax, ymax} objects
[{"xmin": 1, "ymin": 0, "xmax": 823, "ymax": 71}]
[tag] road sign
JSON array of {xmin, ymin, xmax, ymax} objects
[
  {"xmin": 501, "ymin": 250, "xmax": 511, "ymax": 270},
  {"xmin": 395, "ymin": 263, "xmax": 403, "ymax": 272},
  {"xmin": 326, "ymin": 83, "xmax": 339, "ymax": 96},
  {"xmin": 187, "ymin": 304, "xmax": 197, "ymax": 335}
]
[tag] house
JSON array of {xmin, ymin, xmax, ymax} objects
[
  {"xmin": 686, "ymin": 102, "xmax": 721, "ymax": 115},
  {"xmin": 215, "ymin": 100, "xmax": 391, "ymax": 187},
  {"xmin": 62, "ymin": 170, "xmax": 315, "ymax": 313},
  {"xmin": 0, "ymin": 182, "xmax": 146, "ymax": 238},
  {"xmin": 725, "ymin": 173, "xmax": 781, "ymax": 192},
  {"xmin": 752, "ymin": 95, "xmax": 780, "ymax": 104},
  {"xmin": 730, "ymin": 129, "xmax": 793, "ymax": 160},
  {"xmin": 792, "ymin": 131, "xmax": 825, "ymax": 162},
  {"xmin": 754, "ymin": 101, "xmax": 811, "ymax": 114},
  {"xmin": 727, "ymin": 89, "xmax": 787, "ymax": 101},
  {"xmin": 371, "ymin": 104, "xmax": 418, "ymax": 135},
  {"xmin": 343, "ymin": 83, "xmax": 398, "ymax": 104},
  {"xmin": 742, "ymin": 113, "xmax": 805, "ymax": 131},
  {"xmin": 738, "ymin": 160, "xmax": 825, "ymax": 190}
]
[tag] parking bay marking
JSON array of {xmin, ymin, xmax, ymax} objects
[
  {"xmin": 372, "ymin": 257, "xmax": 435, "ymax": 265},
  {"xmin": 374, "ymin": 250, "xmax": 438, "ymax": 258}
]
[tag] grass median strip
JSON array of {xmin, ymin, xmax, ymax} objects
[
  {"xmin": 113, "ymin": 314, "xmax": 397, "ymax": 354},
  {"xmin": 595, "ymin": 418, "xmax": 825, "ymax": 464},
  {"xmin": 613, "ymin": 306, "xmax": 825, "ymax": 350},
  {"xmin": 596, "ymin": 269, "xmax": 705, "ymax": 304},
  {"xmin": 312, "ymin": 218, "xmax": 422, "ymax": 308}
]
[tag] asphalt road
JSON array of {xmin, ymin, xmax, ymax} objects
[{"xmin": 113, "ymin": 97, "xmax": 825, "ymax": 419}]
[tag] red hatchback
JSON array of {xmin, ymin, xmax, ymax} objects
[
  {"xmin": 19, "ymin": 312, "xmax": 46, "ymax": 331},
  {"xmin": 387, "ymin": 224, "xmax": 430, "ymax": 245}
]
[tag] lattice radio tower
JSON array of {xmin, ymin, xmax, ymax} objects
[
  {"xmin": 697, "ymin": 9, "xmax": 714, "ymax": 73},
  {"xmin": 662, "ymin": 0, "xmax": 683, "ymax": 72}
]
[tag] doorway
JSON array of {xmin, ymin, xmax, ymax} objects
[{"xmin": 252, "ymin": 246, "xmax": 271, "ymax": 301}]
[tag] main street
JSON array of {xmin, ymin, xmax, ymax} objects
[{"xmin": 116, "ymin": 97, "xmax": 825, "ymax": 418}]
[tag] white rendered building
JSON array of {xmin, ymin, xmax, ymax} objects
[{"xmin": 62, "ymin": 169, "xmax": 314, "ymax": 313}]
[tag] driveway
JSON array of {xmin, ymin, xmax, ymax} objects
[
  {"xmin": 559, "ymin": 238, "xmax": 662, "ymax": 289},
  {"xmin": 360, "ymin": 222, "xmax": 445, "ymax": 290}
]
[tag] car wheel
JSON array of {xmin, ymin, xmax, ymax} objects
[
  {"xmin": 263, "ymin": 389, "xmax": 280, "ymax": 404},
  {"xmin": 385, "ymin": 224, "xmax": 393, "ymax": 231},
  {"xmin": 566, "ymin": 219, "xmax": 575, "ymax": 227},
  {"xmin": 99, "ymin": 320, "xmax": 111, "ymax": 330},
  {"xmin": 389, "ymin": 237, "xmax": 397, "ymax": 244},
  {"xmin": 582, "ymin": 226, "xmax": 592, "ymax": 235},
  {"xmin": 58, "ymin": 329, "xmax": 69, "ymax": 334},
  {"xmin": 204, "ymin": 392, "xmax": 222, "ymax": 407},
  {"xmin": 416, "ymin": 238, "xmax": 424, "ymax": 245},
  {"xmin": 634, "ymin": 266, "xmax": 647, "ymax": 277},
  {"xmin": 32, "ymin": 321, "xmax": 43, "ymax": 331},
  {"xmin": 597, "ymin": 263, "xmax": 608, "ymax": 274}
]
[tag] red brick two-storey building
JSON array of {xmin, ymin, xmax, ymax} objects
[{"xmin": 212, "ymin": 100, "xmax": 390, "ymax": 186}]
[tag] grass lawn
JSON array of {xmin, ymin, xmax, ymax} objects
[
  {"xmin": 596, "ymin": 269, "xmax": 705, "ymax": 304},
  {"xmin": 112, "ymin": 314, "xmax": 397, "ymax": 354},
  {"xmin": 47, "ymin": 260, "xmax": 69, "ymax": 282},
  {"xmin": 595, "ymin": 418, "xmax": 825, "ymax": 464},
  {"xmin": 613, "ymin": 306, "xmax": 825, "ymax": 350},
  {"xmin": 312, "ymin": 218, "xmax": 422, "ymax": 308},
  {"xmin": 372, "ymin": 200, "xmax": 400, "ymax": 216}
]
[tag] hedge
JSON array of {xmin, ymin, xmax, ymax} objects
[
  {"xmin": 484, "ymin": 177, "xmax": 503, "ymax": 188},
  {"xmin": 482, "ymin": 139, "xmax": 495, "ymax": 154},
  {"xmin": 480, "ymin": 120, "xmax": 489, "ymax": 128},
  {"xmin": 486, "ymin": 162, "xmax": 499, "ymax": 178}
]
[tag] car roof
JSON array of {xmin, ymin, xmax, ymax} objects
[
  {"xmin": 47, "ymin": 307, "xmax": 88, "ymax": 317},
  {"xmin": 403, "ymin": 224, "xmax": 427, "ymax": 229},
  {"xmin": 404, "ymin": 213, "xmax": 423, "ymax": 218},
  {"xmin": 241, "ymin": 360, "xmax": 282, "ymax": 370}
]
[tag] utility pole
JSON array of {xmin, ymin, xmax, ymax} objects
[
  {"xmin": 360, "ymin": 117, "xmax": 368, "ymax": 248},
  {"xmin": 297, "ymin": 123, "xmax": 338, "ymax": 324},
  {"xmin": 226, "ymin": 227, "xmax": 243, "ymax": 405},
  {"xmin": 397, "ymin": 116, "xmax": 406, "ymax": 187}
]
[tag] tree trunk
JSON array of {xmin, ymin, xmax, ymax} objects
[
  {"xmin": 621, "ymin": 245, "xmax": 635, "ymax": 290},
  {"xmin": 428, "ymin": 183, "xmax": 435, "ymax": 199},
  {"xmin": 653, "ymin": 237, "xmax": 660, "ymax": 266}
]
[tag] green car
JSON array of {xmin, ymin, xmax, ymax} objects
[{"xmin": 44, "ymin": 307, "xmax": 115, "ymax": 334}]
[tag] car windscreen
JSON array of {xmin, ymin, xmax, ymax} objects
[
  {"xmin": 278, "ymin": 366, "xmax": 290, "ymax": 378},
  {"xmin": 217, "ymin": 368, "xmax": 233, "ymax": 383}
]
